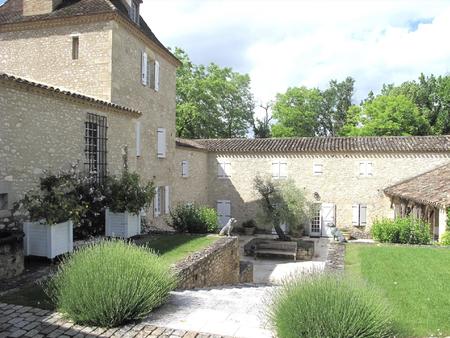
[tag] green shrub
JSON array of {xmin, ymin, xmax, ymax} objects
[
  {"xmin": 440, "ymin": 231, "xmax": 450, "ymax": 246},
  {"xmin": 371, "ymin": 217, "xmax": 430, "ymax": 244},
  {"xmin": 105, "ymin": 171, "xmax": 155, "ymax": 214},
  {"xmin": 269, "ymin": 274, "xmax": 395, "ymax": 338},
  {"xmin": 167, "ymin": 204, "xmax": 219, "ymax": 233},
  {"xmin": 47, "ymin": 240, "xmax": 175, "ymax": 327}
]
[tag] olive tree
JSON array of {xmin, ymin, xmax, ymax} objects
[{"xmin": 253, "ymin": 176, "xmax": 315, "ymax": 241}]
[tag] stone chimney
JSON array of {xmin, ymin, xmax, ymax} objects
[{"xmin": 23, "ymin": 0, "xmax": 63, "ymax": 16}]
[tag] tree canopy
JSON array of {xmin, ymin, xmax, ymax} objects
[
  {"xmin": 271, "ymin": 77, "xmax": 355, "ymax": 137},
  {"xmin": 174, "ymin": 48, "xmax": 255, "ymax": 139}
]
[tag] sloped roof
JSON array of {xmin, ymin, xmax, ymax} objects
[
  {"xmin": 177, "ymin": 136, "xmax": 450, "ymax": 153},
  {"xmin": 0, "ymin": 0, "xmax": 179, "ymax": 65},
  {"xmin": 384, "ymin": 163, "xmax": 450, "ymax": 208},
  {"xmin": 0, "ymin": 72, "xmax": 141, "ymax": 115}
]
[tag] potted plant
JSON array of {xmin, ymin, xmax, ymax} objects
[
  {"xmin": 242, "ymin": 219, "xmax": 257, "ymax": 235},
  {"xmin": 104, "ymin": 171, "xmax": 155, "ymax": 238},
  {"xmin": 14, "ymin": 173, "xmax": 79, "ymax": 259}
]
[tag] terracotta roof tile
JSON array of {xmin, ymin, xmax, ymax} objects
[
  {"xmin": 384, "ymin": 163, "xmax": 450, "ymax": 208},
  {"xmin": 177, "ymin": 136, "xmax": 450, "ymax": 153},
  {"xmin": 0, "ymin": 72, "xmax": 141, "ymax": 115}
]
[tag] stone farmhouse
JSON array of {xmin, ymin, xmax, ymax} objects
[{"xmin": 0, "ymin": 0, "xmax": 449, "ymax": 239}]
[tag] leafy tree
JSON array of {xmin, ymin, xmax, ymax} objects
[
  {"xmin": 271, "ymin": 87, "xmax": 322, "ymax": 137},
  {"xmin": 253, "ymin": 102, "xmax": 273, "ymax": 138},
  {"xmin": 174, "ymin": 48, "xmax": 255, "ymax": 139},
  {"xmin": 319, "ymin": 77, "xmax": 355, "ymax": 136},
  {"xmin": 271, "ymin": 77, "xmax": 355, "ymax": 137},
  {"xmin": 342, "ymin": 94, "xmax": 429, "ymax": 136},
  {"xmin": 381, "ymin": 73, "xmax": 450, "ymax": 135},
  {"xmin": 253, "ymin": 176, "xmax": 314, "ymax": 241}
]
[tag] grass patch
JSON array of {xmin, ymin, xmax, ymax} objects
[
  {"xmin": 346, "ymin": 243, "xmax": 450, "ymax": 337},
  {"xmin": 138, "ymin": 234, "xmax": 218, "ymax": 265},
  {"xmin": 0, "ymin": 234, "xmax": 218, "ymax": 311}
]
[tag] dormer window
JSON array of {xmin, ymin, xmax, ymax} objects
[{"xmin": 130, "ymin": 0, "xmax": 140, "ymax": 24}]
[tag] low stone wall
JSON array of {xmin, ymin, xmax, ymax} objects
[
  {"xmin": 174, "ymin": 236, "xmax": 240, "ymax": 290},
  {"xmin": 0, "ymin": 231, "xmax": 25, "ymax": 280},
  {"xmin": 239, "ymin": 260, "xmax": 253, "ymax": 283},
  {"xmin": 325, "ymin": 242, "xmax": 345, "ymax": 272},
  {"xmin": 351, "ymin": 227, "xmax": 371, "ymax": 240}
]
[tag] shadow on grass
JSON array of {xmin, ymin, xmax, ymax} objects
[
  {"xmin": 134, "ymin": 234, "xmax": 209, "ymax": 254},
  {"xmin": 0, "ymin": 283, "xmax": 55, "ymax": 310}
]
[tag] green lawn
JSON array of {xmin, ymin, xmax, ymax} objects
[
  {"xmin": 0, "ymin": 234, "xmax": 218, "ymax": 310},
  {"xmin": 136, "ymin": 234, "xmax": 218, "ymax": 265},
  {"xmin": 346, "ymin": 243, "xmax": 450, "ymax": 337}
]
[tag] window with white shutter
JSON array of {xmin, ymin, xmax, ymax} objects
[
  {"xmin": 313, "ymin": 163, "xmax": 323, "ymax": 175},
  {"xmin": 157, "ymin": 128, "xmax": 166, "ymax": 158},
  {"xmin": 141, "ymin": 51, "xmax": 148, "ymax": 85},
  {"xmin": 154, "ymin": 187, "xmax": 161, "ymax": 217},
  {"xmin": 272, "ymin": 161, "xmax": 288, "ymax": 179},
  {"xmin": 217, "ymin": 162, "xmax": 231, "ymax": 178},
  {"xmin": 164, "ymin": 186, "xmax": 170, "ymax": 214},
  {"xmin": 135, "ymin": 121, "xmax": 141, "ymax": 157},
  {"xmin": 359, "ymin": 161, "xmax": 374, "ymax": 177},
  {"xmin": 352, "ymin": 204, "xmax": 368, "ymax": 226},
  {"xmin": 154, "ymin": 186, "xmax": 169, "ymax": 217},
  {"xmin": 181, "ymin": 160, "xmax": 189, "ymax": 177},
  {"xmin": 154, "ymin": 60, "xmax": 160, "ymax": 91}
]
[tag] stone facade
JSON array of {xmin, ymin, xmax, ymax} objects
[
  {"xmin": 0, "ymin": 3, "xmax": 179, "ymax": 230},
  {"xmin": 0, "ymin": 21, "xmax": 114, "ymax": 101},
  {"xmin": 204, "ymin": 152, "xmax": 450, "ymax": 234},
  {"xmin": 0, "ymin": 78, "xmax": 137, "ymax": 230},
  {"xmin": 174, "ymin": 236, "xmax": 240, "ymax": 289},
  {"xmin": 172, "ymin": 146, "xmax": 209, "ymax": 206}
]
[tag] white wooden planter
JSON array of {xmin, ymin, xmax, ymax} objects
[
  {"xmin": 23, "ymin": 220, "xmax": 73, "ymax": 259},
  {"xmin": 105, "ymin": 209, "xmax": 141, "ymax": 238}
]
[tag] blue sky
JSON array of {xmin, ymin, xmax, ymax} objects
[{"xmin": 4, "ymin": 0, "xmax": 450, "ymax": 110}]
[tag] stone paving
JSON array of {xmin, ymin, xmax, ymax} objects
[{"xmin": 0, "ymin": 302, "xmax": 230, "ymax": 338}]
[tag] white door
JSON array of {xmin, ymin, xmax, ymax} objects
[
  {"xmin": 321, "ymin": 203, "xmax": 336, "ymax": 237},
  {"xmin": 217, "ymin": 200, "xmax": 231, "ymax": 228},
  {"xmin": 310, "ymin": 205, "xmax": 321, "ymax": 237}
]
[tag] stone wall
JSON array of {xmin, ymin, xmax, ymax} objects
[
  {"xmin": 172, "ymin": 146, "xmax": 209, "ymax": 207},
  {"xmin": 174, "ymin": 236, "xmax": 240, "ymax": 289},
  {"xmin": 0, "ymin": 21, "xmax": 113, "ymax": 101},
  {"xmin": 0, "ymin": 80, "xmax": 136, "ymax": 231},
  {"xmin": 0, "ymin": 231, "xmax": 24, "ymax": 279},
  {"xmin": 206, "ymin": 152, "xmax": 450, "ymax": 234}
]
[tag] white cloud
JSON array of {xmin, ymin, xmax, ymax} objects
[{"xmin": 141, "ymin": 0, "xmax": 450, "ymax": 109}]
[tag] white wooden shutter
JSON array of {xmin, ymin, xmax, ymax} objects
[
  {"xmin": 154, "ymin": 187, "xmax": 160, "ymax": 217},
  {"xmin": 217, "ymin": 200, "xmax": 231, "ymax": 227},
  {"xmin": 360, "ymin": 204, "xmax": 367, "ymax": 225},
  {"xmin": 272, "ymin": 162, "xmax": 280, "ymax": 179},
  {"xmin": 218, "ymin": 162, "xmax": 225, "ymax": 178},
  {"xmin": 224, "ymin": 163, "xmax": 231, "ymax": 178},
  {"xmin": 135, "ymin": 121, "xmax": 141, "ymax": 157},
  {"xmin": 154, "ymin": 60, "xmax": 160, "ymax": 91},
  {"xmin": 359, "ymin": 162, "xmax": 366, "ymax": 176},
  {"xmin": 366, "ymin": 162, "xmax": 373, "ymax": 176},
  {"xmin": 164, "ymin": 186, "xmax": 170, "ymax": 214},
  {"xmin": 313, "ymin": 163, "xmax": 323, "ymax": 175},
  {"xmin": 157, "ymin": 128, "xmax": 166, "ymax": 158},
  {"xmin": 141, "ymin": 51, "xmax": 148, "ymax": 85},
  {"xmin": 280, "ymin": 162, "xmax": 288, "ymax": 179},
  {"xmin": 352, "ymin": 204, "xmax": 360, "ymax": 226},
  {"xmin": 181, "ymin": 160, "xmax": 189, "ymax": 177}
]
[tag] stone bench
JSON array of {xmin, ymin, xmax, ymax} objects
[{"xmin": 254, "ymin": 240, "xmax": 298, "ymax": 261}]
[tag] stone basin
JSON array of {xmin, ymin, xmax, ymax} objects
[{"xmin": 0, "ymin": 230, "xmax": 25, "ymax": 280}]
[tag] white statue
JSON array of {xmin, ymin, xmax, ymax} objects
[{"xmin": 219, "ymin": 218, "xmax": 237, "ymax": 236}]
